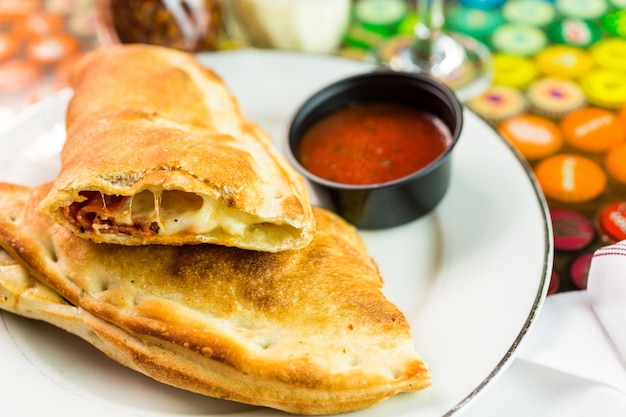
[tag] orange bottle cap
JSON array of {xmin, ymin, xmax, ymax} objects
[
  {"xmin": 26, "ymin": 32, "xmax": 80, "ymax": 65},
  {"xmin": 605, "ymin": 142, "xmax": 626, "ymax": 184},
  {"xmin": 560, "ymin": 107, "xmax": 626, "ymax": 152},
  {"xmin": 498, "ymin": 114, "xmax": 563, "ymax": 160},
  {"xmin": 0, "ymin": 32, "xmax": 20, "ymax": 61},
  {"xmin": 13, "ymin": 11, "xmax": 64, "ymax": 39},
  {"xmin": 535, "ymin": 153, "xmax": 606, "ymax": 202}
]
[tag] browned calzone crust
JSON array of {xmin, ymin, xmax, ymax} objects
[
  {"xmin": 0, "ymin": 183, "xmax": 431, "ymax": 415},
  {"xmin": 37, "ymin": 44, "xmax": 315, "ymax": 252},
  {"xmin": 0, "ymin": 248, "xmax": 131, "ymax": 369}
]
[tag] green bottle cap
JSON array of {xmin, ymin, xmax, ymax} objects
[
  {"xmin": 555, "ymin": 0, "xmax": 609, "ymax": 20},
  {"xmin": 548, "ymin": 18, "xmax": 603, "ymax": 47},
  {"xmin": 354, "ymin": 0, "xmax": 408, "ymax": 37},
  {"xmin": 601, "ymin": 9, "xmax": 626, "ymax": 39},
  {"xmin": 491, "ymin": 24, "xmax": 548, "ymax": 56},
  {"xmin": 446, "ymin": 5, "xmax": 505, "ymax": 44},
  {"xmin": 502, "ymin": 0, "xmax": 556, "ymax": 27}
]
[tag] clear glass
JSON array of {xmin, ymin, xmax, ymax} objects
[{"xmin": 375, "ymin": 0, "xmax": 492, "ymax": 102}]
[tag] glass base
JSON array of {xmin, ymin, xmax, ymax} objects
[{"xmin": 374, "ymin": 32, "xmax": 493, "ymax": 102}]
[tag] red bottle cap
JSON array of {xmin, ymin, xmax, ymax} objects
[
  {"xmin": 598, "ymin": 202, "xmax": 626, "ymax": 242},
  {"xmin": 569, "ymin": 252, "xmax": 593, "ymax": 290},
  {"xmin": 551, "ymin": 208, "xmax": 595, "ymax": 251}
]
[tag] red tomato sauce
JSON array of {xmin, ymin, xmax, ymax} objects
[{"xmin": 297, "ymin": 102, "xmax": 452, "ymax": 185}]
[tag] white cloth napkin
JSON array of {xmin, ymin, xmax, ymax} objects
[
  {"xmin": 588, "ymin": 241, "xmax": 626, "ymax": 368},
  {"xmin": 461, "ymin": 240, "xmax": 626, "ymax": 417}
]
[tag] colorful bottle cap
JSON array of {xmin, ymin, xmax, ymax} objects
[
  {"xmin": 466, "ymin": 85, "xmax": 527, "ymax": 125},
  {"xmin": 526, "ymin": 77, "xmax": 586, "ymax": 120},
  {"xmin": 535, "ymin": 153, "xmax": 607, "ymax": 203},
  {"xmin": 569, "ymin": 252, "xmax": 593, "ymax": 290},
  {"xmin": 445, "ymin": 5, "xmax": 505, "ymax": 44},
  {"xmin": 458, "ymin": 0, "xmax": 507, "ymax": 9},
  {"xmin": 13, "ymin": 11, "xmax": 64, "ymax": 39},
  {"xmin": 354, "ymin": 0, "xmax": 408, "ymax": 37},
  {"xmin": 598, "ymin": 202, "xmax": 626, "ymax": 242},
  {"xmin": 555, "ymin": 0, "xmax": 609, "ymax": 20},
  {"xmin": 580, "ymin": 69, "xmax": 626, "ymax": 110},
  {"xmin": 26, "ymin": 32, "xmax": 81, "ymax": 65},
  {"xmin": 492, "ymin": 54, "xmax": 538, "ymax": 90},
  {"xmin": 548, "ymin": 18, "xmax": 602, "ymax": 47},
  {"xmin": 535, "ymin": 45, "xmax": 595, "ymax": 79},
  {"xmin": 502, "ymin": 0, "xmax": 556, "ymax": 27},
  {"xmin": 561, "ymin": 107, "xmax": 626, "ymax": 152},
  {"xmin": 551, "ymin": 208, "xmax": 595, "ymax": 251},
  {"xmin": 600, "ymin": 9, "xmax": 626, "ymax": 39},
  {"xmin": 0, "ymin": 32, "xmax": 20, "ymax": 61},
  {"xmin": 591, "ymin": 38, "xmax": 626, "ymax": 73},
  {"xmin": 498, "ymin": 114, "xmax": 563, "ymax": 160},
  {"xmin": 491, "ymin": 23, "xmax": 548, "ymax": 56},
  {"xmin": 605, "ymin": 142, "xmax": 626, "ymax": 184}
]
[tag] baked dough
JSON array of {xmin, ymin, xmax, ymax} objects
[
  {"xmin": 37, "ymin": 44, "xmax": 315, "ymax": 252},
  {"xmin": 0, "ymin": 182, "xmax": 430, "ymax": 415}
]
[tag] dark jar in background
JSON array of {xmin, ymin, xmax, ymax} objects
[{"xmin": 96, "ymin": 0, "xmax": 222, "ymax": 52}]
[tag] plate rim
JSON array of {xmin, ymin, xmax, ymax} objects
[{"xmin": 444, "ymin": 117, "xmax": 554, "ymax": 414}]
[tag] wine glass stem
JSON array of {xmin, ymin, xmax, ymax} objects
[{"xmin": 413, "ymin": 0, "xmax": 445, "ymax": 61}]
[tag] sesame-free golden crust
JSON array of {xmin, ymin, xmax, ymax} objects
[
  {"xmin": 0, "ymin": 183, "xmax": 431, "ymax": 415},
  {"xmin": 37, "ymin": 44, "xmax": 315, "ymax": 252}
]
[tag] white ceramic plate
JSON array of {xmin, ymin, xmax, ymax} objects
[{"xmin": 0, "ymin": 50, "xmax": 552, "ymax": 417}]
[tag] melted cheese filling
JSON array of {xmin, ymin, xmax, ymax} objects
[{"xmin": 83, "ymin": 189, "xmax": 254, "ymax": 237}]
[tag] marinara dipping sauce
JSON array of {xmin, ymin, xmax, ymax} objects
[
  {"xmin": 297, "ymin": 102, "xmax": 453, "ymax": 185},
  {"xmin": 287, "ymin": 70, "xmax": 463, "ymax": 229}
]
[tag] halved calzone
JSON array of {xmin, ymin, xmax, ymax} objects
[
  {"xmin": 37, "ymin": 44, "xmax": 314, "ymax": 252},
  {"xmin": 0, "ymin": 182, "xmax": 431, "ymax": 416}
]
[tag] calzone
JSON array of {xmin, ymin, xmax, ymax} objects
[
  {"xmin": 0, "ymin": 183, "xmax": 431, "ymax": 415},
  {"xmin": 37, "ymin": 44, "xmax": 315, "ymax": 252}
]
